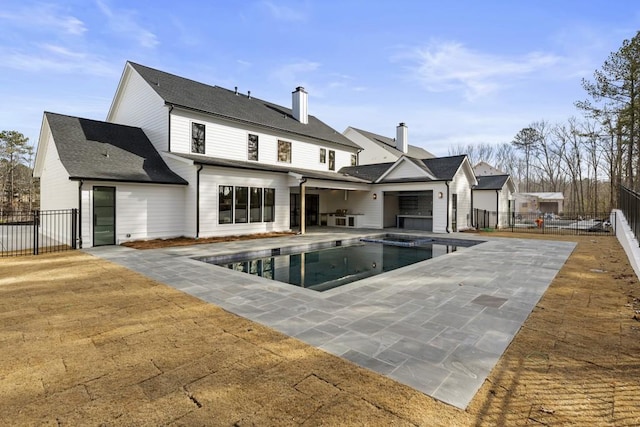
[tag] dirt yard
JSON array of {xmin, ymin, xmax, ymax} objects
[{"xmin": 1, "ymin": 233, "xmax": 639, "ymax": 425}]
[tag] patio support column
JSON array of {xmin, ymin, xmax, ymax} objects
[{"xmin": 300, "ymin": 179, "xmax": 307, "ymax": 234}]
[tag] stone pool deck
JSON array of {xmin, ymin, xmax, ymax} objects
[{"xmin": 88, "ymin": 229, "xmax": 575, "ymax": 409}]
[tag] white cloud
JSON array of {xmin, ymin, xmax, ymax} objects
[
  {"xmin": 261, "ymin": 1, "xmax": 307, "ymax": 22},
  {"xmin": 270, "ymin": 60, "xmax": 320, "ymax": 87},
  {"xmin": 0, "ymin": 4, "xmax": 87, "ymax": 35},
  {"xmin": 96, "ymin": 0, "xmax": 159, "ymax": 48},
  {"xmin": 404, "ymin": 40, "xmax": 560, "ymax": 101}
]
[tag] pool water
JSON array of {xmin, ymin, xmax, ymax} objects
[{"xmin": 210, "ymin": 240, "xmax": 466, "ymax": 292}]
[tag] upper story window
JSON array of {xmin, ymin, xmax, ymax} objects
[
  {"xmin": 278, "ymin": 140, "xmax": 291, "ymax": 163},
  {"xmin": 351, "ymin": 154, "xmax": 357, "ymax": 166},
  {"xmin": 328, "ymin": 150, "xmax": 335, "ymax": 171},
  {"xmin": 191, "ymin": 122, "xmax": 205, "ymax": 154},
  {"xmin": 248, "ymin": 134, "xmax": 258, "ymax": 161},
  {"xmin": 320, "ymin": 148, "xmax": 326, "ymax": 164}
]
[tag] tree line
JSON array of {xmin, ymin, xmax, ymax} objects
[
  {"xmin": 450, "ymin": 31, "xmax": 640, "ymax": 215},
  {"xmin": 0, "ymin": 130, "xmax": 37, "ymax": 213}
]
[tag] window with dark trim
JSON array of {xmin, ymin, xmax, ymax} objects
[
  {"xmin": 250, "ymin": 187, "xmax": 262, "ymax": 222},
  {"xmin": 191, "ymin": 122, "xmax": 205, "ymax": 154},
  {"xmin": 264, "ymin": 188, "xmax": 275, "ymax": 222},
  {"xmin": 248, "ymin": 134, "xmax": 258, "ymax": 161},
  {"xmin": 351, "ymin": 154, "xmax": 357, "ymax": 166},
  {"xmin": 235, "ymin": 186, "xmax": 248, "ymax": 223},
  {"xmin": 320, "ymin": 148, "xmax": 326, "ymax": 164},
  {"xmin": 278, "ymin": 140, "xmax": 291, "ymax": 163},
  {"xmin": 219, "ymin": 186, "xmax": 233, "ymax": 224},
  {"xmin": 328, "ymin": 150, "xmax": 335, "ymax": 171}
]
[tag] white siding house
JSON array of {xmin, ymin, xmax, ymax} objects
[
  {"xmin": 35, "ymin": 61, "xmax": 486, "ymax": 247},
  {"xmin": 472, "ymin": 175, "xmax": 517, "ymax": 228}
]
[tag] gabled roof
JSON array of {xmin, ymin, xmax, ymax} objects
[
  {"xmin": 340, "ymin": 155, "xmax": 467, "ymax": 183},
  {"xmin": 170, "ymin": 153, "xmax": 369, "ymax": 184},
  {"xmin": 126, "ymin": 62, "xmax": 359, "ymax": 150},
  {"xmin": 346, "ymin": 126, "xmax": 434, "ymax": 159},
  {"xmin": 422, "ymin": 155, "xmax": 467, "ymax": 180},
  {"xmin": 475, "ymin": 174, "xmax": 511, "ymax": 190},
  {"xmin": 43, "ymin": 112, "xmax": 187, "ymax": 185}
]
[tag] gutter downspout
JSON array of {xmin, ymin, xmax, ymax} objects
[
  {"xmin": 299, "ymin": 177, "xmax": 307, "ymax": 234},
  {"xmin": 495, "ymin": 189, "xmax": 500, "ymax": 229},
  {"xmin": 196, "ymin": 164, "xmax": 203, "ymax": 238},
  {"xmin": 78, "ymin": 180, "xmax": 83, "ymax": 248},
  {"xmin": 167, "ymin": 104, "xmax": 174, "ymax": 152},
  {"xmin": 445, "ymin": 181, "xmax": 451, "ymax": 233}
]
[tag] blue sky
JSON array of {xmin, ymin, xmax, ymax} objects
[{"xmin": 2, "ymin": 1, "xmax": 640, "ymax": 156}]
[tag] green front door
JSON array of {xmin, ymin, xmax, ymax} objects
[{"xmin": 93, "ymin": 186, "xmax": 115, "ymax": 246}]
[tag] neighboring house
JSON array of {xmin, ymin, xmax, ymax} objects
[
  {"xmin": 34, "ymin": 61, "xmax": 477, "ymax": 247},
  {"xmin": 344, "ymin": 124, "xmax": 434, "ymax": 165},
  {"xmin": 472, "ymin": 175, "xmax": 517, "ymax": 228},
  {"xmin": 514, "ymin": 192, "xmax": 565, "ymax": 216},
  {"xmin": 473, "ymin": 161, "xmax": 506, "ymax": 177}
]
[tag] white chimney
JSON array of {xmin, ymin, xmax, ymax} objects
[
  {"xmin": 292, "ymin": 86, "xmax": 308, "ymax": 124},
  {"xmin": 396, "ymin": 122, "xmax": 408, "ymax": 154}
]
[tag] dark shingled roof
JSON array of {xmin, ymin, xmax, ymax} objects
[
  {"xmin": 421, "ymin": 155, "xmax": 466, "ymax": 180},
  {"xmin": 172, "ymin": 153, "xmax": 370, "ymax": 184},
  {"xmin": 339, "ymin": 155, "xmax": 466, "ymax": 183},
  {"xmin": 348, "ymin": 127, "xmax": 435, "ymax": 159},
  {"xmin": 45, "ymin": 112, "xmax": 188, "ymax": 185},
  {"xmin": 128, "ymin": 62, "xmax": 359, "ymax": 150},
  {"xmin": 475, "ymin": 174, "xmax": 510, "ymax": 190}
]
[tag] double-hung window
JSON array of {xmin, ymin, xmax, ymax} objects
[
  {"xmin": 278, "ymin": 140, "xmax": 291, "ymax": 163},
  {"xmin": 264, "ymin": 188, "xmax": 275, "ymax": 222},
  {"xmin": 250, "ymin": 187, "xmax": 262, "ymax": 222},
  {"xmin": 235, "ymin": 186, "xmax": 248, "ymax": 223},
  {"xmin": 328, "ymin": 150, "xmax": 335, "ymax": 171},
  {"xmin": 219, "ymin": 186, "xmax": 233, "ymax": 224},
  {"xmin": 191, "ymin": 122, "xmax": 205, "ymax": 154},
  {"xmin": 320, "ymin": 148, "xmax": 326, "ymax": 164},
  {"xmin": 248, "ymin": 134, "xmax": 258, "ymax": 161}
]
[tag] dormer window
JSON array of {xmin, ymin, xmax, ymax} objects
[
  {"xmin": 191, "ymin": 122, "xmax": 205, "ymax": 154},
  {"xmin": 248, "ymin": 134, "xmax": 258, "ymax": 161}
]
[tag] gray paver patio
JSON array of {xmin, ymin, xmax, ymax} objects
[{"xmin": 87, "ymin": 228, "xmax": 575, "ymax": 409}]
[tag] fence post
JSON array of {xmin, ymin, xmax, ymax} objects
[
  {"xmin": 71, "ymin": 208, "xmax": 78, "ymax": 249},
  {"xmin": 33, "ymin": 210, "xmax": 40, "ymax": 255}
]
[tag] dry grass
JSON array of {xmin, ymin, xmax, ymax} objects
[{"xmin": 1, "ymin": 233, "xmax": 639, "ymax": 425}]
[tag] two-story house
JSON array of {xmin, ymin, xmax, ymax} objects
[{"xmin": 34, "ymin": 61, "xmax": 478, "ymax": 247}]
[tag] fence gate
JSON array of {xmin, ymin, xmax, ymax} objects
[{"xmin": 0, "ymin": 209, "xmax": 78, "ymax": 257}]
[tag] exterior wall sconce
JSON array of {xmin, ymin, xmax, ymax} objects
[
  {"xmin": 373, "ymin": 193, "xmax": 377, "ymax": 200},
  {"xmin": 438, "ymin": 192, "xmax": 444, "ymax": 199}
]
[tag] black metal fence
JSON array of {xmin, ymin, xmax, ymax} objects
[
  {"xmin": 0, "ymin": 209, "xmax": 78, "ymax": 257},
  {"xmin": 619, "ymin": 186, "xmax": 640, "ymax": 244},
  {"xmin": 473, "ymin": 208, "xmax": 615, "ymax": 236}
]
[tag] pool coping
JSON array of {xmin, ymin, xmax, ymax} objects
[{"xmin": 87, "ymin": 229, "xmax": 576, "ymax": 409}]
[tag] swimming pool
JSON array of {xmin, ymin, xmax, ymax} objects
[{"xmin": 198, "ymin": 235, "xmax": 480, "ymax": 292}]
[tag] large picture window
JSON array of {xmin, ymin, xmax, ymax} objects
[
  {"xmin": 248, "ymin": 134, "xmax": 258, "ymax": 161},
  {"xmin": 328, "ymin": 150, "xmax": 335, "ymax": 171},
  {"xmin": 264, "ymin": 188, "xmax": 275, "ymax": 222},
  {"xmin": 278, "ymin": 140, "xmax": 291, "ymax": 163},
  {"xmin": 219, "ymin": 186, "xmax": 233, "ymax": 224},
  {"xmin": 192, "ymin": 122, "xmax": 205, "ymax": 154},
  {"xmin": 235, "ymin": 186, "xmax": 248, "ymax": 223},
  {"xmin": 250, "ymin": 187, "xmax": 262, "ymax": 222}
]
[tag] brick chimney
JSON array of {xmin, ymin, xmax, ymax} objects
[
  {"xmin": 292, "ymin": 87, "xmax": 308, "ymax": 124},
  {"xmin": 396, "ymin": 122, "xmax": 408, "ymax": 154}
]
